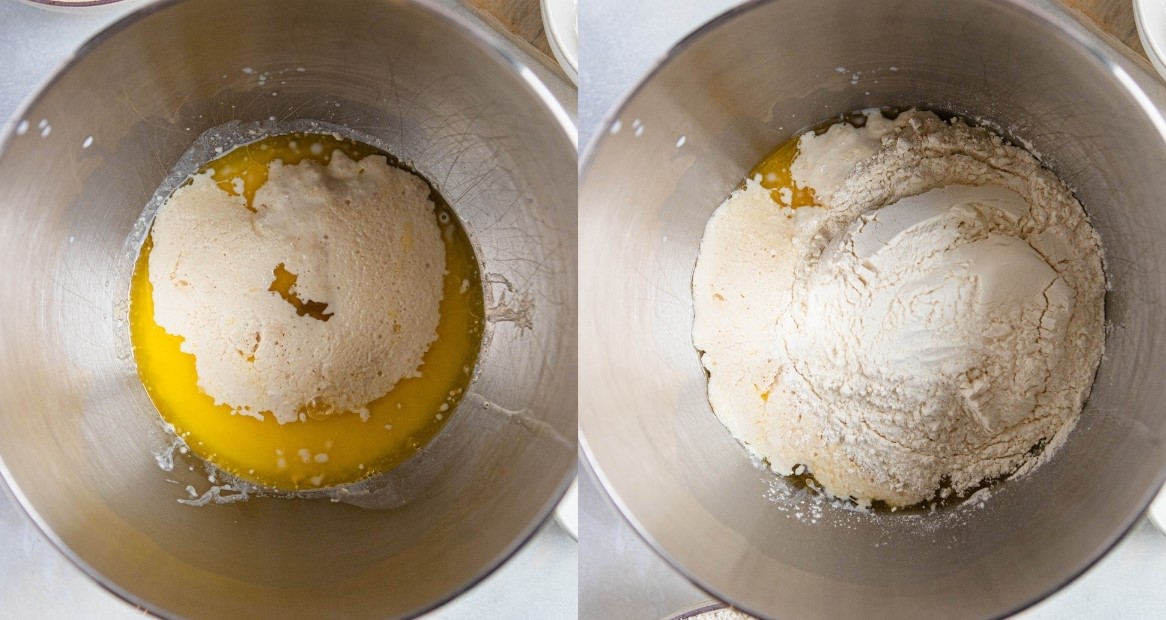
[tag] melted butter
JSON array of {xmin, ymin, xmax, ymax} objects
[
  {"xmin": 750, "ymin": 110, "xmax": 894, "ymax": 208},
  {"xmin": 750, "ymin": 134, "xmax": 819, "ymax": 208},
  {"xmin": 129, "ymin": 133, "xmax": 484, "ymax": 491}
]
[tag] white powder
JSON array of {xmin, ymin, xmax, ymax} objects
[
  {"xmin": 789, "ymin": 110, "xmax": 930, "ymax": 205},
  {"xmin": 693, "ymin": 111, "xmax": 1105, "ymax": 507},
  {"xmin": 149, "ymin": 151, "xmax": 444, "ymax": 424}
]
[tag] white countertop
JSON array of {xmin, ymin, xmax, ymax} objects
[
  {"xmin": 577, "ymin": 1, "xmax": 1166, "ymax": 618},
  {"xmin": 0, "ymin": 1, "xmax": 577, "ymax": 618}
]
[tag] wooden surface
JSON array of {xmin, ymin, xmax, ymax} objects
[
  {"xmin": 1062, "ymin": 0, "xmax": 1147, "ymax": 57},
  {"xmin": 468, "ymin": 0, "xmax": 1151, "ymax": 72},
  {"xmin": 464, "ymin": 0, "xmax": 555, "ymax": 59}
]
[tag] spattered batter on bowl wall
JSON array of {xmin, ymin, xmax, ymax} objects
[
  {"xmin": 692, "ymin": 110, "xmax": 1105, "ymax": 508},
  {"xmin": 130, "ymin": 133, "xmax": 484, "ymax": 491}
]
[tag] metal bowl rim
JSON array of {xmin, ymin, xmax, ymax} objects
[
  {"xmin": 578, "ymin": 0, "xmax": 1166, "ymax": 617},
  {"xmin": 0, "ymin": 0, "xmax": 578, "ymax": 617}
]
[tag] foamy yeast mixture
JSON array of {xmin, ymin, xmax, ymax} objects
[
  {"xmin": 132, "ymin": 133, "xmax": 484, "ymax": 490},
  {"xmin": 692, "ymin": 110, "xmax": 1105, "ymax": 508}
]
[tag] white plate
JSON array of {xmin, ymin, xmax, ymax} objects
[
  {"xmin": 1134, "ymin": 0, "xmax": 1166, "ymax": 82},
  {"xmin": 541, "ymin": 0, "xmax": 578, "ymax": 84},
  {"xmin": 1150, "ymin": 482, "xmax": 1166, "ymax": 534},
  {"xmin": 16, "ymin": 0, "xmax": 141, "ymax": 12},
  {"xmin": 554, "ymin": 477, "xmax": 578, "ymax": 540}
]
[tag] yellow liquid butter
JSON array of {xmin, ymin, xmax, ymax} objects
[
  {"xmin": 750, "ymin": 131, "xmax": 819, "ymax": 208},
  {"xmin": 749, "ymin": 111, "xmax": 888, "ymax": 208},
  {"xmin": 129, "ymin": 133, "xmax": 484, "ymax": 491}
]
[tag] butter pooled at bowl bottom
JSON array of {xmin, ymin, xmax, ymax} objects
[{"xmin": 131, "ymin": 133, "xmax": 484, "ymax": 490}]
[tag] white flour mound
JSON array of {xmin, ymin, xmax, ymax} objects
[
  {"xmin": 692, "ymin": 110, "xmax": 1105, "ymax": 507},
  {"xmin": 150, "ymin": 151, "xmax": 445, "ymax": 424}
]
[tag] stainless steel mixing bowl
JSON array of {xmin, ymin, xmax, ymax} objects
[
  {"xmin": 580, "ymin": 0, "xmax": 1166, "ymax": 617},
  {"xmin": 0, "ymin": 0, "xmax": 576, "ymax": 618}
]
